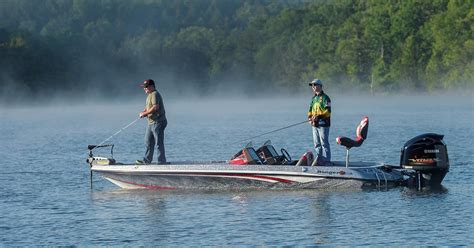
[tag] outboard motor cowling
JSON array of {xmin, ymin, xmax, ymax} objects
[{"xmin": 400, "ymin": 133, "xmax": 449, "ymax": 188}]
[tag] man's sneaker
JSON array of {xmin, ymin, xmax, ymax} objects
[{"xmin": 135, "ymin": 160, "xmax": 145, "ymax": 165}]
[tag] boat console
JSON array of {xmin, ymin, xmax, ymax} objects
[
  {"xmin": 229, "ymin": 140, "xmax": 293, "ymax": 165},
  {"xmin": 255, "ymin": 141, "xmax": 292, "ymax": 165}
]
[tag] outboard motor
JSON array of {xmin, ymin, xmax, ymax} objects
[{"xmin": 400, "ymin": 133, "xmax": 449, "ymax": 189}]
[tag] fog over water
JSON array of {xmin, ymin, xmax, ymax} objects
[{"xmin": 2, "ymin": 94, "xmax": 472, "ymax": 163}]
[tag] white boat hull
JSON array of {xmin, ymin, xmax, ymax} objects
[{"xmin": 91, "ymin": 161, "xmax": 404, "ymax": 190}]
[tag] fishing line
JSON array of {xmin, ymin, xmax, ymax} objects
[
  {"xmin": 235, "ymin": 120, "xmax": 308, "ymax": 144},
  {"xmin": 91, "ymin": 117, "xmax": 140, "ymax": 150}
]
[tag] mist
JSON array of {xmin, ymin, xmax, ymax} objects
[{"xmin": 1, "ymin": 0, "xmax": 473, "ymax": 106}]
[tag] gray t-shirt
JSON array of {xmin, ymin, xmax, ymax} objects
[{"xmin": 146, "ymin": 90, "xmax": 166, "ymax": 124}]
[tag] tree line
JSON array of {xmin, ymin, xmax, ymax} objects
[{"xmin": 0, "ymin": 0, "xmax": 472, "ymax": 101}]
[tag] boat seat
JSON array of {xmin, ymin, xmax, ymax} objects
[
  {"xmin": 295, "ymin": 151, "xmax": 314, "ymax": 166},
  {"xmin": 230, "ymin": 147, "xmax": 263, "ymax": 165},
  {"xmin": 336, "ymin": 116, "xmax": 369, "ymax": 167}
]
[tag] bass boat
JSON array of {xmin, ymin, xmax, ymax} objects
[{"xmin": 87, "ymin": 117, "xmax": 449, "ymax": 190}]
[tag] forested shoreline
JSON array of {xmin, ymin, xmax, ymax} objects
[{"xmin": 0, "ymin": 0, "xmax": 472, "ymax": 101}]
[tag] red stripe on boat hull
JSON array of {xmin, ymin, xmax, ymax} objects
[
  {"xmin": 105, "ymin": 172, "xmax": 295, "ymax": 189},
  {"xmin": 203, "ymin": 173, "xmax": 294, "ymax": 183}
]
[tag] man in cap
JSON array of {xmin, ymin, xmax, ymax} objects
[
  {"xmin": 136, "ymin": 79, "xmax": 168, "ymax": 165},
  {"xmin": 308, "ymin": 78, "xmax": 331, "ymax": 166}
]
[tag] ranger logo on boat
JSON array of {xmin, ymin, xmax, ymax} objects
[
  {"xmin": 316, "ymin": 170, "xmax": 352, "ymax": 176},
  {"xmin": 424, "ymin": 149, "xmax": 440, "ymax": 153}
]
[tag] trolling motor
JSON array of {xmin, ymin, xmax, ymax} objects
[
  {"xmin": 400, "ymin": 133, "xmax": 449, "ymax": 189},
  {"xmin": 86, "ymin": 144, "xmax": 116, "ymax": 166},
  {"xmin": 86, "ymin": 118, "xmax": 140, "ymax": 167}
]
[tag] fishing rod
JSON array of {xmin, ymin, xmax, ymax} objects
[
  {"xmin": 88, "ymin": 117, "xmax": 141, "ymax": 189},
  {"xmin": 236, "ymin": 120, "xmax": 308, "ymax": 143},
  {"xmin": 90, "ymin": 117, "xmax": 141, "ymax": 151}
]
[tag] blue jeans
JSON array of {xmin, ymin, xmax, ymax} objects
[
  {"xmin": 312, "ymin": 126, "xmax": 331, "ymax": 165},
  {"xmin": 144, "ymin": 119, "xmax": 167, "ymax": 164}
]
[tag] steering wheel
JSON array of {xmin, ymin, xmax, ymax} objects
[{"xmin": 280, "ymin": 148, "xmax": 292, "ymax": 164}]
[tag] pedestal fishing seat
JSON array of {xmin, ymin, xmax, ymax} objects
[{"xmin": 336, "ymin": 116, "xmax": 369, "ymax": 167}]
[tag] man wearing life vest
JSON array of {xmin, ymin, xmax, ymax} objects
[{"xmin": 308, "ymin": 79, "xmax": 331, "ymax": 166}]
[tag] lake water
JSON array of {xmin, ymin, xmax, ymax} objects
[{"xmin": 1, "ymin": 95, "xmax": 473, "ymax": 246}]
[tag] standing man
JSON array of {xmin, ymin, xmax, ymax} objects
[
  {"xmin": 308, "ymin": 79, "xmax": 331, "ymax": 166},
  {"xmin": 136, "ymin": 79, "xmax": 168, "ymax": 165}
]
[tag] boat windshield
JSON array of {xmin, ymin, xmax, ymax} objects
[
  {"xmin": 247, "ymin": 148, "xmax": 263, "ymax": 163},
  {"xmin": 266, "ymin": 145, "xmax": 279, "ymax": 157}
]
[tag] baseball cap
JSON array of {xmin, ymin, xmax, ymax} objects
[
  {"xmin": 309, "ymin": 78, "xmax": 322, "ymax": 86},
  {"xmin": 140, "ymin": 79, "xmax": 155, "ymax": 88}
]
